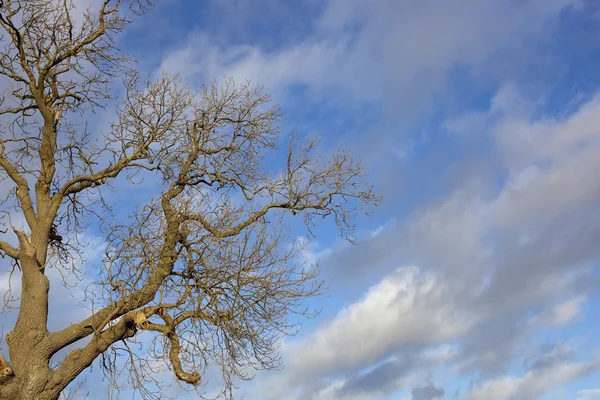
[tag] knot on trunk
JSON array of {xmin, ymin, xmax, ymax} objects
[{"xmin": 0, "ymin": 354, "xmax": 14, "ymax": 385}]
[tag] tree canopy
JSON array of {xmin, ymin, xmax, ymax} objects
[{"xmin": 0, "ymin": 1, "xmax": 379, "ymax": 399}]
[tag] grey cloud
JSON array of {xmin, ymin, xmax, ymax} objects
[
  {"xmin": 329, "ymin": 86, "xmax": 600, "ymax": 296},
  {"xmin": 465, "ymin": 358, "xmax": 600, "ymax": 400},
  {"xmin": 337, "ymin": 356, "xmax": 415, "ymax": 397},
  {"xmin": 411, "ymin": 384, "xmax": 445, "ymax": 400},
  {"xmin": 251, "ymin": 87, "xmax": 600, "ymax": 399},
  {"xmin": 159, "ymin": 0, "xmax": 578, "ymax": 121},
  {"xmin": 519, "ymin": 341, "xmax": 577, "ymax": 373}
]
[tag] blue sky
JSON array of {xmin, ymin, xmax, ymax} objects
[{"xmin": 3, "ymin": 0, "xmax": 600, "ymax": 399}]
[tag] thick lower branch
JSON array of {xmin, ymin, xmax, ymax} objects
[
  {"xmin": 0, "ymin": 240, "xmax": 19, "ymax": 259},
  {"xmin": 46, "ymin": 283, "xmax": 159, "ymax": 355},
  {"xmin": 0, "ymin": 353, "xmax": 14, "ymax": 378},
  {"xmin": 47, "ymin": 313, "xmax": 138, "ymax": 396},
  {"xmin": 46, "ymin": 219, "xmax": 182, "ymax": 355}
]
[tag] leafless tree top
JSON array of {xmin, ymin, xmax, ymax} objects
[{"xmin": 0, "ymin": 1, "xmax": 380, "ymax": 399}]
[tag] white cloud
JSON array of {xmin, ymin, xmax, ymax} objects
[
  {"xmin": 544, "ymin": 296, "xmax": 587, "ymax": 326},
  {"xmin": 159, "ymin": 33, "xmax": 350, "ymax": 99},
  {"xmin": 465, "ymin": 359, "xmax": 599, "ymax": 400},
  {"xmin": 287, "ymin": 266, "xmax": 471, "ymax": 379},
  {"xmin": 247, "ymin": 265, "xmax": 473, "ymax": 400},
  {"xmin": 578, "ymin": 388, "xmax": 600, "ymax": 400}
]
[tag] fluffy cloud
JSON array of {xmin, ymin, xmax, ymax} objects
[
  {"xmin": 287, "ymin": 267, "xmax": 469, "ymax": 379},
  {"xmin": 248, "ymin": 266, "xmax": 466, "ymax": 399}
]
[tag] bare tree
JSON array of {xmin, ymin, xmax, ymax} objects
[{"xmin": 0, "ymin": 1, "xmax": 379, "ymax": 399}]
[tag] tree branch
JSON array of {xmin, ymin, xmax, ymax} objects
[
  {"xmin": 47, "ymin": 310, "xmax": 138, "ymax": 396},
  {"xmin": 0, "ymin": 143, "xmax": 37, "ymax": 229},
  {"xmin": 46, "ymin": 206, "xmax": 183, "ymax": 355},
  {"xmin": 0, "ymin": 240, "xmax": 19, "ymax": 259}
]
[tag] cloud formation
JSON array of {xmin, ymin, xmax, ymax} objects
[
  {"xmin": 465, "ymin": 358, "xmax": 599, "ymax": 400},
  {"xmin": 239, "ymin": 82, "xmax": 600, "ymax": 398},
  {"xmin": 160, "ymin": 0, "xmax": 580, "ymax": 116}
]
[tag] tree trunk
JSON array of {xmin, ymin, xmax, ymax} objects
[
  {"xmin": 0, "ymin": 368, "xmax": 59, "ymax": 400},
  {"xmin": 0, "ymin": 238, "xmax": 59, "ymax": 400}
]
